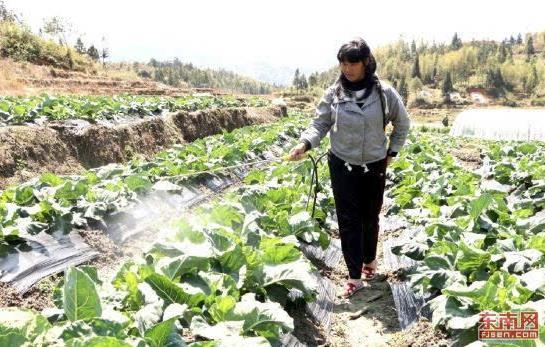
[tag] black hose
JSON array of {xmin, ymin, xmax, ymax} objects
[{"xmin": 306, "ymin": 152, "xmax": 328, "ymax": 218}]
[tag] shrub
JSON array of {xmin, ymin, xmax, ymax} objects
[{"xmin": 0, "ymin": 21, "xmax": 94, "ymax": 71}]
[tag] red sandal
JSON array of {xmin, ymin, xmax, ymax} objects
[
  {"xmin": 362, "ymin": 265, "xmax": 377, "ymax": 280},
  {"xmin": 341, "ymin": 281, "xmax": 365, "ymax": 298}
]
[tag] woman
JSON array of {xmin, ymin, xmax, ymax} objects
[{"xmin": 288, "ymin": 38, "xmax": 410, "ymax": 298}]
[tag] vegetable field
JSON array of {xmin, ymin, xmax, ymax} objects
[
  {"xmin": 387, "ymin": 130, "xmax": 545, "ymax": 346},
  {"xmin": 0, "ymin": 94, "xmax": 270, "ymax": 126},
  {"xmin": 1, "ymin": 100, "xmax": 545, "ymax": 346}
]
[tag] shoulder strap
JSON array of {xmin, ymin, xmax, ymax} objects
[{"xmin": 376, "ymin": 80, "xmax": 389, "ymax": 130}]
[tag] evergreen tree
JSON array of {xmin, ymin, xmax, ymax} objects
[
  {"xmin": 430, "ymin": 65, "xmax": 438, "ymax": 85},
  {"xmin": 450, "ymin": 33, "xmax": 463, "ymax": 50},
  {"xmin": 494, "ymin": 68, "xmax": 505, "ymax": 89},
  {"xmin": 398, "ymin": 77, "xmax": 408, "ymax": 103},
  {"xmin": 167, "ymin": 70, "xmax": 177, "ymax": 86},
  {"xmin": 509, "ymin": 35, "xmax": 515, "ymax": 45},
  {"xmin": 516, "ymin": 33, "xmax": 523, "ymax": 44},
  {"xmin": 525, "ymin": 36, "xmax": 535, "ymax": 60},
  {"xmin": 308, "ymin": 72, "xmax": 318, "ymax": 88},
  {"xmin": 410, "ymin": 40, "xmax": 417, "ymax": 57},
  {"xmin": 485, "ymin": 69, "xmax": 495, "ymax": 88},
  {"xmin": 411, "ymin": 54, "xmax": 421, "ymax": 79},
  {"xmin": 507, "ymin": 44, "xmax": 513, "ymax": 61},
  {"xmin": 87, "ymin": 45, "xmax": 99, "ymax": 60},
  {"xmin": 485, "ymin": 68, "xmax": 506, "ymax": 95},
  {"xmin": 498, "ymin": 42, "xmax": 507, "ymax": 63},
  {"xmin": 292, "ymin": 68, "xmax": 301, "ymax": 89},
  {"xmin": 442, "ymin": 72, "xmax": 453, "ymax": 96},
  {"xmin": 299, "ymin": 73, "xmax": 308, "ymax": 90},
  {"xmin": 154, "ymin": 68, "xmax": 165, "ymax": 83},
  {"xmin": 74, "ymin": 38, "xmax": 86, "ymax": 54}
]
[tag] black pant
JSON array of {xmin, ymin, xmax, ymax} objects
[{"xmin": 328, "ymin": 152, "xmax": 387, "ymax": 280}]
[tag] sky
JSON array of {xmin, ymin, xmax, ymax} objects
[{"xmin": 6, "ymin": 0, "xmax": 545, "ymax": 82}]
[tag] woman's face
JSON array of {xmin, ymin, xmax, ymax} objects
[{"xmin": 340, "ymin": 60, "xmax": 366, "ymax": 82}]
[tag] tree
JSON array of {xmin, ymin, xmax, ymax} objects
[
  {"xmin": 308, "ymin": 72, "xmax": 318, "ymax": 88},
  {"xmin": 431, "ymin": 65, "xmax": 438, "ymax": 85},
  {"xmin": 299, "ymin": 73, "xmax": 308, "ymax": 90},
  {"xmin": 0, "ymin": 0, "xmax": 19, "ymax": 22},
  {"xmin": 397, "ymin": 77, "xmax": 408, "ymax": 104},
  {"xmin": 292, "ymin": 68, "xmax": 301, "ymax": 89},
  {"xmin": 167, "ymin": 70, "xmax": 177, "ymax": 86},
  {"xmin": 410, "ymin": 40, "xmax": 417, "ymax": 57},
  {"xmin": 411, "ymin": 54, "xmax": 421, "ymax": 79},
  {"xmin": 442, "ymin": 72, "xmax": 453, "ymax": 96},
  {"xmin": 525, "ymin": 65, "xmax": 539, "ymax": 94},
  {"xmin": 509, "ymin": 35, "xmax": 515, "ymax": 45},
  {"xmin": 41, "ymin": 16, "xmax": 73, "ymax": 46},
  {"xmin": 409, "ymin": 77, "xmax": 423, "ymax": 93},
  {"xmin": 100, "ymin": 47, "xmax": 109, "ymax": 66},
  {"xmin": 516, "ymin": 33, "xmax": 523, "ymax": 44},
  {"xmin": 74, "ymin": 38, "xmax": 86, "ymax": 54},
  {"xmin": 497, "ymin": 42, "xmax": 507, "ymax": 63},
  {"xmin": 485, "ymin": 68, "xmax": 506, "ymax": 95},
  {"xmin": 65, "ymin": 48, "xmax": 75, "ymax": 69},
  {"xmin": 100, "ymin": 37, "xmax": 109, "ymax": 66},
  {"xmin": 450, "ymin": 33, "xmax": 463, "ymax": 50},
  {"xmin": 494, "ymin": 68, "xmax": 505, "ymax": 89},
  {"xmin": 155, "ymin": 68, "xmax": 165, "ymax": 83},
  {"xmin": 137, "ymin": 70, "xmax": 151, "ymax": 79},
  {"xmin": 87, "ymin": 45, "xmax": 99, "ymax": 60},
  {"xmin": 525, "ymin": 36, "xmax": 535, "ymax": 61},
  {"xmin": 148, "ymin": 58, "xmax": 159, "ymax": 68}
]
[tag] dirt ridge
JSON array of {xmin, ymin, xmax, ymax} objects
[{"xmin": 0, "ymin": 105, "xmax": 285, "ymax": 189}]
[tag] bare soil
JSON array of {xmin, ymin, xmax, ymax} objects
[
  {"xmin": 0, "ymin": 125, "xmax": 86, "ymax": 188},
  {"xmin": 410, "ymin": 108, "xmax": 458, "ymax": 125},
  {"xmin": 323, "ymin": 200, "xmax": 453, "ymax": 346},
  {"xmin": 327, "ymin": 229, "xmax": 401, "ymax": 347},
  {"xmin": 0, "ymin": 281, "xmax": 54, "ymax": 311},
  {"xmin": 450, "ymin": 145, "xmax": 483, "ymax": 170},
  {"xmin": 79, "ymin": 229, "xmax": 123, "ymax": 270},
  {"xmin": 0, "ymin": 105, "xmax": 284, "ymax": 189},
  {"xmin": 286, "ymin": 302, "xmax": 328, "ymax": 346},
  {"xmin": 387, "ymin": 319, "xmax": 451, "ymax": 347}
]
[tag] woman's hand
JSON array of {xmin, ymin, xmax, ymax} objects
[{"xmin": 287, "ymin": 142, "xmax": 308, "ymax": 161}]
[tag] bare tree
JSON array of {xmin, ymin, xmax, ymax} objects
[
  {"xmin": 100, "ymin": 36, "xmax": 110, "ymax": 66},
  {"xmin": 41, "ymin": 16, "xmax": 74, "ymax": 46},
  {"xmin": 0, "ymin": 0, "xmax": 20, "ymax": 22}
]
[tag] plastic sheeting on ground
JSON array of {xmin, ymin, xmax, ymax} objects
[
  {"xmin": 300, "ymin": 239, "xmax": 342, "ymax": 269},
  {"xmin": 382, "ymin": 225, "xmax": 430, "ymax": 329},
  {"xmin": 0, "ymin": 230, "xmax": 98, "ymax": 293},
  {"xmin": 450, "ymin": 108, "xmax": 545, "ymax": 142}
]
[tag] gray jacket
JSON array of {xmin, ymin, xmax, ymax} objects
[{"xmin": 300, "ymin": 81, "xmax": 410, "ymax": 166}]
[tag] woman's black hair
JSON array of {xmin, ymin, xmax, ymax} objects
[{"xmin": 335, "ymin": 38, "xmax": 379, "ymax": 99}]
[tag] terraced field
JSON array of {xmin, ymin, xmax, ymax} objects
[{"xmin": 1, "ymin": 94, "xmax": 545, "ymax": 347}]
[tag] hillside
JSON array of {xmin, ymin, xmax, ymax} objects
[
  {"xmin": 304, "ymin": 32, "xmax": 545, "ymax": 108},
  {"xmin": 0, "ymin": 58, "xmax": 196, "ymax": 96},
  {"xmin": 0, "ymin": 18, "xmax": 274, "ymax": 96}
]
